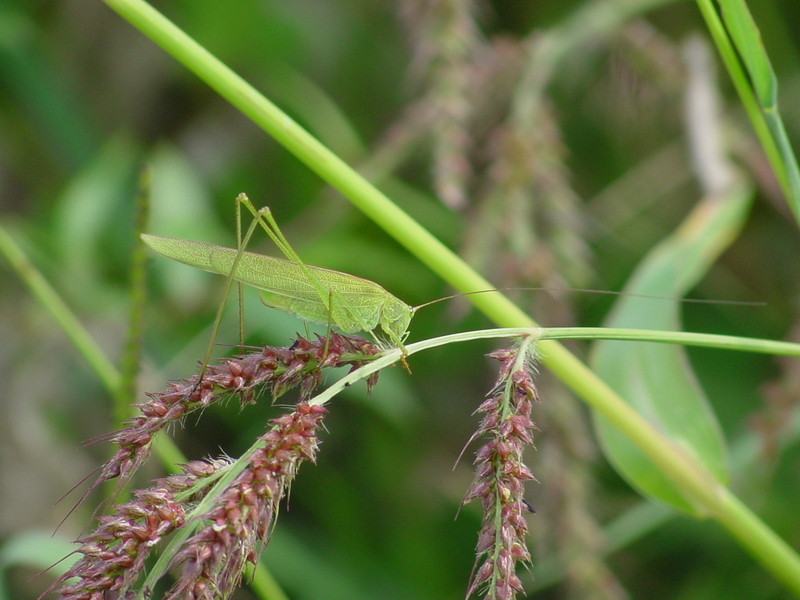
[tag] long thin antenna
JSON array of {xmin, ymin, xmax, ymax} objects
[{"xmin": 412, "ymin": 287, "xmax": 765, "ymax": 314}]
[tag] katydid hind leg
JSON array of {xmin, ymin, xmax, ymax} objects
[
  {"xmin": 235, "ymin": 198, "xmax": 245, "ymax": 349},
  {"xmin": 236, "ymin": 194, "xmax": 343, "ymax": 358},
  {"xmin": 235, "ymin": 194, "xmax": 411, "ymax": 365},
  {"xmin": 236, "ymin": 194, "xmax": 336, "ymax": 320},
  {"xmin": 196, "ymin": 195, "xmax": 265, "ymax": 379},
  {"xmin": 236, "ymin": 194, "xmax": 379, "ymax": 346}
]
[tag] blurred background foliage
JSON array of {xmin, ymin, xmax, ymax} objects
[{"xmin": 1, "ymin": 0, "xmax": 799, "ymax": 599}]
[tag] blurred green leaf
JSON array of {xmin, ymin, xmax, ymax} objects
[
  {"xmin": 50, "ymin": 134, "xmax": 140, "ymax": 298},
  {"xmin": 0, "ymin": 532, "xmax": 78, "ymax": 600},
  {"xmin": 591, "ymin": 179, "xmax": 754, "ymax": 513},
  {"xmin": 146, "ymin": 143, "xmax": 232, "ymax": 310},
  {"xmin": 0, "ymin": 6, "xmax": 95, "ymax": 169}
]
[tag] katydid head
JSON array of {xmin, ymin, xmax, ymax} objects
[{"xmin": 378, "ymin": 295, "xmax": 414, "ymax": 345}]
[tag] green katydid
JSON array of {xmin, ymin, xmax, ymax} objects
[
  {"xmin": 142, "ymin": 194, "xmax": 415, "ymax": 370},
  {"xmin": 142, "ymin": 194, "xmax": 762, "ymax": 375}
]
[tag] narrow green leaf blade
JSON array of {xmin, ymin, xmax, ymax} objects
[
  {"xmin": 718, "ymin": 0, "xmax": 776, "ymax": 108},
  {"xmin": 698, "ymin": 0, "xmax": 800, "ymax": 224}
]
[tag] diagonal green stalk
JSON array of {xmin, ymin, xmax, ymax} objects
[
  {"xmin": 101, "ymin": 0, "xmax": 800, "ymax": 595},
  {"xmin": 0, "ymin": 218, "xmax": 186, "ymax": 490},
  {"xmin": 0, "ymin": 221, "xmax": 122, "ymax": 399}
]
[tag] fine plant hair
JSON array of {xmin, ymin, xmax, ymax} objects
[{"xmin": 48, "ymin": 332, "xmax": 541, "ymax": 600}]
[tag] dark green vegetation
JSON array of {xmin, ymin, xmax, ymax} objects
[{"xmin": 1, "ymin": 1, "xmax": 800, "ymax": 599}]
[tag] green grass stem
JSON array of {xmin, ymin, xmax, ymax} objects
[
  {"xmin": 541, "ymin": 327, "xmax": 800, "ymax": 356},
  {"xmin": 0, "ymin": 221, "xmax": 122, "ymax": 398}
]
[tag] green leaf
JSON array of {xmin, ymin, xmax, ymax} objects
[
  {"xmin": 590, "ymin": 180, "xmax": 753, "ymax": 514},
  {"xmin": 0, "ymin": 532, "xmax": 78, "ymax": 600},
  {"xmin": 697, "ymin": 0, "xmax": 800, "ymax": 225},
  {"xmin": 718, "ymin": 0, "xmax": 776, "ymax": 108}
]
